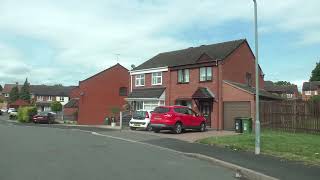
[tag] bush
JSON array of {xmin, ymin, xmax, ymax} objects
[
  {"xmin": 51, "ymin": 101, "xmax": 62, "ymax": 112},
  {"xmin": 18, "ymin": 106, "xmax": 37, "ymax": 123},
  {"xmin": 309, "ymin": 95, "xmax": 320, "ymax": 103}
]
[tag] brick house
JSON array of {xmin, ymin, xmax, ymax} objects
[
  {"xmin": 66, "ymin": 63, "xmax": 129, "ymax": 125},
  {"xmin": 128, "ymin": 39, "xmax": 279, "ymax": 130},
  {"xmin": 302, "ymin": 81, "xmax": 320, "ymax": 101},
  {"xmin": 264, "ymin": 81, "xmax": 299, "ymax": 99}
]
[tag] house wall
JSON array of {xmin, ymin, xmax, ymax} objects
[
  {"xmin": 77, "ymin": 64, "xmax": 129, "ymax": 125},
  {"xmin": 168, "ymin": 66, "xmax": 219, "ymax": 128},
  {"xmin": 131, "ymin": 71, "xmax": 169, "ymax": 89},
  {"xmin": 302, "ymin": 90, "xmax": 318, "ymax": 101},
  {"xmin": 222, "ymin": 42, "xmax": 265, "ymax": 89},
  {"xmin": 69, "ymin": 87, "xmax": 81, "ymax": 99}
]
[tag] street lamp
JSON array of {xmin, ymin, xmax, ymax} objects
[{"xmin": 253, "ymin": 0, "xmax": 260, "ymax": 155}]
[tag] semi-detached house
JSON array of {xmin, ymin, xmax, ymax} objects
[{"xmin": 127, "ymin": 39, "xmax": 279, "ymax": 130}]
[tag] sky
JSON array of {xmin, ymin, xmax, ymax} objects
[{"xmin": 0, "ymin": 0, "xmax": 319, "ymax": 90}]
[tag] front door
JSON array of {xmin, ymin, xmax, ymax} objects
[{"xmin": 199, "ymin": 101, "xmax": 211, "ymax": 126}]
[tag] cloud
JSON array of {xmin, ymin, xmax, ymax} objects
[{"xmin": 0, "ymin": 0, "xmax": 319, "ymax": 85}]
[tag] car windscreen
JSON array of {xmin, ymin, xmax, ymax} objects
[
  {"xmin": 153, "ymin": 107, "xmax": 170, "ymax": 114},
  {"xmin": 39, "ymin": 112, "xmax": 49, "ymax": 116},
  {"xmin": 132, "ymin": 111, "xmax": 146, "ymax": 119}
]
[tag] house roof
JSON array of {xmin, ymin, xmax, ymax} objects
[
  {"xmin": 302, "ymin": 81, "xmax": 320, "ymax": 91},
  {"xmin": 64, "ymin": 98, "xmax": 79, "ymax": 108},
  {"xmin": 30, "ymin": 85, "xmax": 76, "ymax": 96},
  {"xmin": 192, "ymin": 87, "xmax": 215, "ymax": 99},
  {"xmin": 224, "ymin": 80, "xmax": 283, "ymax": 100},
  {"xmin": 133, "ymin": 39, "xmax": 246, "ymax": 70},
  {"xmin": 264, "ymin": 83, "xmax": 298, "ymax": 94},
  {"xmin": 80, "ymin": 63, "xmax": 128, "ymax": 83},
  {"xmin": 128, "ymin": 87, "xmax": 166, "ymax": 99},
  {"xmin": 2, "ymin": 84, "xmax": 23, "ymax": 94}
]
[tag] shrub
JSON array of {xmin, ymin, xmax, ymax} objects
[
  {"xmin": 51, "ymin": 101, "xmax": 62, "ymax": 112},
  {"xmin": 309, "ymin": 95, "xmax": 320, "ymax": 103},
  {"xmin": 18, "ymin": 106, "xmax": 37, "ymax": 123}
]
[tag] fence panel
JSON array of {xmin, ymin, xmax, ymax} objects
[{"xmin": 260, "ymin": 100, "xmax": 320, "ymax": 134}]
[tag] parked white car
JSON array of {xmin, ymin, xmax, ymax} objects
[
  {"xmin": 1, "ymin": 108, "xmax": 7, "ymax": 113},
  {"xmin": 8, "ymin": 108, "xmax": 16, "ymax": 114},
  {"xmin": 129, "ymin": 110, "xmax": 153, "ymax": 131}
]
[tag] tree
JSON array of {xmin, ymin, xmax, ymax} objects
[
  {"xmin": 9, "ymin": 86, "xmax": 19, "ymax": 103},
  {"xmin": 20, "ymin": 78, "xmax": 31, "ymax": 101},
  {"xmin": 310, "ymin": 61, "xmax": 320, "ymax": 81},
  {"xmin": 309, "ymin": 95, "xmax": 320, "ymax": 103},
  {"xmin": 0, "ymin": 84, "xmax": 3, "ymax": 92},
  {"xmin": 274, "ymin": 81, "xmax": 293, "ymax": 86},
  {"xmin": 51, "ymin": 101, "xmax": 62, "ymax": 112}
]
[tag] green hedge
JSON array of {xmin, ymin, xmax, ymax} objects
[{"xmin": 18, "ymin": 106, "xmax": 37, "ymax": 123}]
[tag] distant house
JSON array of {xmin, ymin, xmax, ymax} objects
[
  {"xmin": 302, "ymin": 81, "xmax": 320, "ymax": 101},
  {"xmin": 66, "ymin": 63, "xmax": 129, "ymax": 124},
  {"xmin": 30, "ymin": 85, "xmax": 75, "ymax": 112},
  {"xmin": 1, "ymin": 83, "xmax": 22, "ymax": 100},
  {"xmin": 1, "ymin": 83, "xmax": 74, "ymax": 111},
  {"xmin": 264, "ymin": 81, "xmax": 299, "ymax": 99}
]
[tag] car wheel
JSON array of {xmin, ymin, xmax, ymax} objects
[
  {"xmin": 199, "ymin": 122, "xmax": 206, "ymax": 132},
  {"xmin": 173, "ymin": 122, "xmax": 183, "ymax": 134},
  {"xmin": 153, "ymin": 129, "xmax": 160, "ymax": 133},
  {"xmin": 130, "ymin": 127, "xmax": 136, "ymax": 130},
  {"xmin": 146, "ymin": 124, "xmax": 152, "ymax": 131}
]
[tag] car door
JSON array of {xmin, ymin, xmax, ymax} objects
[
  {"xmin": 187, "ymin": 108, "xmax": 202, "ymax": 127},
  {"xmin": 181, "ymin": 107, "xmax": 194, "ymax": 127}
]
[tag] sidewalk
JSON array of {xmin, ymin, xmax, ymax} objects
[{"xmin": 141, "ymin": 137, "xmax": 320, "ymax": 180}]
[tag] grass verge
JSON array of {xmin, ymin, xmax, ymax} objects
[{"xmin": 198, "ymin": 131, "xmax": 320, "ymax": 166}]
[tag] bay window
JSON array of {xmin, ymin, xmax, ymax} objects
[
  {"xmin": 178, "ymin": 69, "xmax": 190, "ymax": 83},
  {"xmin": 200, "ymin": 67, "xmax": 212, "ymax": 81},
  {"xmin": 135, "ymin": 74, "xmax": 145, "ymax": 86}
]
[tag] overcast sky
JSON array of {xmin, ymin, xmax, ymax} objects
[{"xmin": 0, "ymin": 0, "xmax": 319, "ymax": 90}]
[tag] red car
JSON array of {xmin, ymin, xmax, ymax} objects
[
  {"xmin": 150, "ymin": 106, "xmax": 207, "ymax": 134},
  {"xmin": 32, "ymin": 112, "xmax": 55, "ymax": 124}
]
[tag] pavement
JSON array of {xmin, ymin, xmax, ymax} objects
[
  {"xmin": 0, "ymin": 114, "xmax": 238, "ymax": 180},
  {"xmin": 1, "ymin": 114, "xmax": 320, "ymax": 180}
]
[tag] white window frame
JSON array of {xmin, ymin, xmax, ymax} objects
[
  {"xmin": 37, "ymin": 96, "xmax": 43, "ymax": 101},
  {"xmin": 4, "ymin": 93, "xmax": 9, "ymax": 97},
  {"xmin": 315, "ymin": 91, "xmax": 318, "ymax": 95},
  {"xmin": 152, "ymin": 72, "xmax": 162, "ymax": 85},
  {"xmin": 60, "ymin": 96, "xmax": 64, "ymax": 102},
  {"xmin": 286, "ymin": 94, "xmax": 293, "ymax": 99},
  {"xmin": 199, "ymin": 67, "xmax": 212, "ymax": 82},
  {"xmin": 48, "ymin": 96, "xmax": 52, "ymax": 101},
  {"xmin": 135, "ymin": 74, "xmax": 145, "ymax": 87},
  {"xmin": 304, "ymin": 91, "xmax": 311, "ymax": 95},
  {"xmin": 178, "ymin": 69, "xmax": 190, "ymax": 83}
]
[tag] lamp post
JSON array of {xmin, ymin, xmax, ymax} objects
[{"xmin": 253, "ymin": 0, "xmax": 260, "ymax": 155}]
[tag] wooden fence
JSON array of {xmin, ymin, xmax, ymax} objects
[{"xmin": 260, "ymin": 100, "xmax": 320, "ymax": 134}]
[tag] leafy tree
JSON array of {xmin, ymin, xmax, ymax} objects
[
  {"xmin": 20, "ymin": 78, "xmax": 31, "ymax": 101},
  {"xmin": 310, "ymin": 62, "xmax": 320, "ymax": 81},
  {"xmin": 0, "ymin": 84, "xmax": 3, "ymax": 92},
  {"xmin": 274, "ymin": 81, "xmax": 293, "ymax": 86},
  {"xmin": 51, "ymin": 101, "xmax": 62, "ymax": 112},
  {"xmin": 309, "ymin": 95, "xmax": 320, "ymax": 103},
  {"xmin": 9, "ymin": 86, "xmax": 19, "ymax": 103}
]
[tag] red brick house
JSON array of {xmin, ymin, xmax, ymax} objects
[
  {"xmin": 128, "ymin": 39, "xmax": 279, "ymax": 130},
  {"xmin": 302, "ymin": 81, "xmax": 320, "ymax": 101},
  {"xmin": 264, "ymin": 81, "xmax": 299, "ymax": 100},
  {"xmin": 66, "ymin": 63, "xmax": 129, "ymax": 125}
]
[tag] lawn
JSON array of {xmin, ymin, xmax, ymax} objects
[{"xmin": 198, "ymin": 131, "xmax": 320, "ymax": 165}]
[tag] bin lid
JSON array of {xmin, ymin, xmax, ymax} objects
[{"xmin": 234, "ymin": 117, "xmax": 252, "ymax": 120}]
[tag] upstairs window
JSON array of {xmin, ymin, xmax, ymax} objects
[
  {"xmin": 178, "ymin": 69, "xmax": 190, "ymax": 83},
  {"xmin": 152, "ymin": 72, "xmax": 162, "ymax": 85},
  {"xmin": 119, "ymin": 87, "xmax": 128, "ymax": 96},
  {"xmin": 60, "ymin": 96, "xmax": 64, "ymax": 101},
  {"xmin": 48, "ymin": 96, "xmax": 52, "ymax": 101},
  {"xmin": 199, "ymin": 67, "xmax": 212, "ymax": 82},
  {"xmin": 37, "ymin": 96, "xmax": 43, "ymax": 101},
  {"xmin": 135, "ymin": 74, "xmax": 145, "ymax": 87},
  {"xmin": 304, "ymin": 91, "xmax": 311, "ymax": 95}
]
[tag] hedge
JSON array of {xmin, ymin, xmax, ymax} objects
[{"xmin": 18, "ymin": 106, "xmax": 37, "ymax": 123}]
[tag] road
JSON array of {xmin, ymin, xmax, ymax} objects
[{"xmin": 0, "ymin": 114, "xmax": 237, "ymax": 180}]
